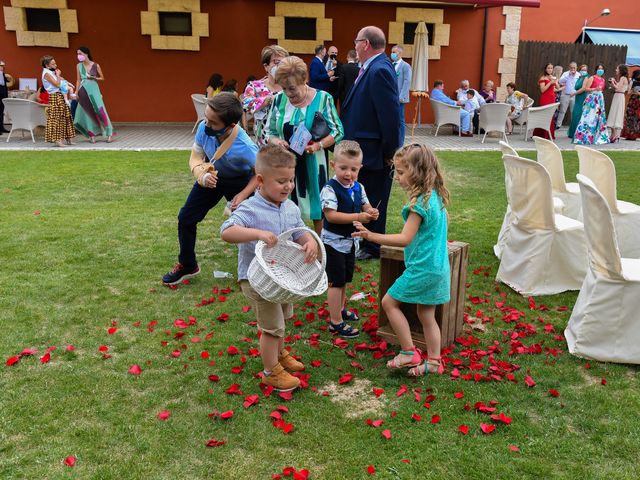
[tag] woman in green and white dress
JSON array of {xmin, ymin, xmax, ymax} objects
[
  {"xmin": 74, "ymin": 46, "xmax": 114, "ymax": 143},
  {"xmin": 267, "ymin": 56, "xmax": 343, "ymax": 235}
]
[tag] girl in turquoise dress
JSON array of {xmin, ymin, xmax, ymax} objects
[{"xmin": 353, "ymin": 144, "xmax": 450, "ymax": 377}]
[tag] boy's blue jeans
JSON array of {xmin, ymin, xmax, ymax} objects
[{"xmin": 177, "ymin": 176, "xmax": 251, "ymax": 269}]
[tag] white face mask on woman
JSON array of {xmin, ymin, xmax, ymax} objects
[{"xmin": 270, "ymin": 65, "xmax": 278, "ymax": 78}]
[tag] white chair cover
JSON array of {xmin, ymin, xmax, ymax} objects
[
  {"xmin": 479, "ymin": 103, "xmax": 511, "ymax": 143},
  {"xmin": 576, "ymin": 146, "xmax": 640, "ymax": 258},
  {"xmin": 430, "ymin": 99, "xmax": 461, "ymax": 136},
  {"xmin": 191, "ymin": 93, "xmax": 207, "ymax": 133},
  {"xmin": 496, "ymin": 155, "xmax": 587, "ymax": 295},
  {"xmin": 565, "ymin": 174, "xmax": 640, "ymax": 364},
  {"xmin": 533, "ymin": 136, "xmax": 581, "ymax": 219},
  {"xmin": 3, "ymin": 98, "xmax": 47, "ymax": 143},
  {"xmin": 524, "ymin": 102, "xmax": 559, "ymax": 141},
  {"xmin": 494, "ymin": 145, "xmax": 566, "ymax": 259},
  {"xmin": 494, "ymin": 142, "xmax": 518, "ymax": 258}
]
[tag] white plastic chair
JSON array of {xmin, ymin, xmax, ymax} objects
[
  {"xmin": 499, "ymin": 141, "xmax": 518, "ymax": 157},
  {"xmin": 190, "ymin": 93, "xmax": 207, "ymax": 133},
  {"xmin": 523, "ymin": 102, "xmax": 559, "ymax": 141},
  {"xmin": 478, "ymin": 103, "xmax": 511, "ymax": 143},
  {"xmin": 513, "ymin": 96, "xmax": 534, "ymax": 134},
  {"xmin": 430, "ymin": 99, "xmax": 461, "ymax": 136},
  {"xmin": 565, "ymin": 174, "xmax": 640, "ymax": 364},
  {"xmin": 576, "ymin": 146, "xmax": 640, "ymax": 258},
  {"xmin": 496, "ymin": 155, "xmax": 587, "ymax": 295},
  {"xmin": 534, "ymin": 136, "xmax": 581, "ymax": 219},
  {"xmin": 3, "ymin": 98, "xmax": 47, "ymax": 143}
]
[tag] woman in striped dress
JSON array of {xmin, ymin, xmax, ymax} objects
[
  {"xmin": 267, "ymin": 56, "xmax": 344, "ymax": 235},
  {"xmin": 41, "ymin": 55, "xmax": 75, "ymax": 147}
]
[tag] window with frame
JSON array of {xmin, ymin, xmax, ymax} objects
[
  {"xmin": 159, "ymin": 12, "xmax": 192, "ymax": 36},
  {"xmin": 403, "ymin": 22, "xmax": 435, "ymax": 46},
  {"xmin": 25, "ymin": 8, "xmax": 61, "ymax": 32},
  {"xmin": 284, "ymin": 17, "xmax": 316, "ymax": 41}
]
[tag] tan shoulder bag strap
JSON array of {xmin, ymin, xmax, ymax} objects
[{"xmin": 212, "ymin": 125, "xmax": 240, "ymax": 163}]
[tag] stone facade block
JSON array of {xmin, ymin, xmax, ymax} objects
[
  {"xmin": 59, "ymin": 9, "xmax": 78, "ymax": 33},
  {"xmin": 13, "ymin": 0, "xmax": 66, "ymax": 7},
  {"xmin": 140, "ymin": 11, "xmax": 159, "ymax": 35},
  {"xmin": 500, "ymin": 30, "xmax": 519, "ymax": 47},
  {"xmin": 498, "ymin": 58, "xmax": 517, "ymax": 75},
  {"xmin": 502, "ymin": 6, "xmax": 522, "ymax": 16},
  {"xmin": 396, "ymin": 7, "xmax": 443, "ymax": 23},
  {"xmin": 3, "ymin": 6, "xmax": 23, "ymax": 31},
  {"xmin": 502, "ymin": 44, "xmax": 519, "ymax": 59},
  {"xmin": 275, "ymin": 1, "xmax": 324, "ymax": 18},
  {"xmin": 316, "ymin": 18, "xmax": 332, "ymax": 40}
]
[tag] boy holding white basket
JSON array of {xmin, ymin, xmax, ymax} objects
[{"xmin": 221, "ymin": 144, "xmax": 319, "ymax": 392}]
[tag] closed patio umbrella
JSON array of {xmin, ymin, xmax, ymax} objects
[{"xmin": 410, "ymin": 22, "xmax": 429, "ymax": 131}]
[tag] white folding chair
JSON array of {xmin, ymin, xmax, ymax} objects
[
  {"xmin": 430, "ymin": 99, "xmax": 461, "ymax": 136},
  {"xmin": 576, "ymin": 146, "xmax": 640, "ymax": 258},
  {"xmin": 523, "ymin": 102, "xmax": 559, "ymax": 141},
  {"xmin": 534, "ymin": 136, "xmax": 581, "ymax": 219},
  {"xmin": 190, "ymin": 93, "xmax": 207, "ymax": 133},
  {"xmin": 513, "ymin": 97, "xmax": 534, "ymax": 134},
  {"xmin": 478, "ymin": 103, "xmax": 511, "ymax": 143},
  {"xmin": 565, "ymin": 174, "xmax": 640, "ymax": 364},
  {"xmin": 496, "ymin": 155, "xmax": 587, "ymax": 295},
  {"xmin": 3, "ymin": 98, "xmax": 47, "ymax": 143}
]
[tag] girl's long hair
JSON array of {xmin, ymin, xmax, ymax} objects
[{"xmin": 393, "ymin": 144, "xmax": 450, "ymax": 209}]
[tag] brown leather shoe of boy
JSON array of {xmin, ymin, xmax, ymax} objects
[
  {"xmin": 262, "ymin": 363, "xmax": 301, "ymax": 392},
  {"xmin": 279, "ymin": 350, "xmax": 305, "ymax": 372}
]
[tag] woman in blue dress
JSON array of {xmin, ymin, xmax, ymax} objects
[{"xmin": 354, "ymin": 144, "xmax": 450, "ymax": 377}]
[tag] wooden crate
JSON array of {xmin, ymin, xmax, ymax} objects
[{"xmin": 376, "ymin": 241, "xmax": 469, "ymax": 350}]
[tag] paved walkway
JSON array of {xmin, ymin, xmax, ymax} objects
[{"xmin": 1, "ymin": 123, "xmax": 639, "ymax": 152}]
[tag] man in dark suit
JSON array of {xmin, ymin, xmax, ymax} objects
[
  {"xmin": 341, "ymin": 26, "xmax": 402, "ymax": 259},
  {"xmin": 324, "ymin": 45, "xmax": 341, "ymax": 104},
  {"xmin": 309, "ymin": 45, "xmax": 334, "ymax": 93},
  {"xmin": 338, "ymin": 49, "xmax": 359, "ymax": 108}
]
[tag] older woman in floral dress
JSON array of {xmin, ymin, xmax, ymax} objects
[{"xmin": 267, "ymin": 56, "xmax": 343, "ymax": 235}]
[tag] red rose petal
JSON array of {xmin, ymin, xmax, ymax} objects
[
  {"xmin": 524, "ymin": 375, "xmax": 536, "ymax": 388},
  {"xmin": 243, "ymin": 395, "xmax": 260, "ymax": 409},
  {"xmin": 206, "ymin": 439, "xmax": 225, "ymax": 447},
  {"xmin": 40, "ymin": 352, "xmax": 51, "ymax": 364},
  {"xmin": 367, "ymin": 465, "xmax": 376, "ymax": 474},
  {"xmin": 381, "ymin": 429, "xmax": 392, "ymax": 439},
  {"xmin": 411, "ymin": 413, "xmax": 422, "ymax": 422},
  {"xmin": 509, "ymin": 444, "xmax": 520, "ymax": 452},
  {"xmin": 63, "ymin": 456, "xmax": 76, "ymax": 467},
  {"xmin": 220, "ymin": 410, "xmax": 234, "ymax": 419},
  {"xmin": 6, "ymin": 355, "xmax": 20, "ymax": 366},
  {"xmin": 107, "ymin": 327, "xmax": 117, "ymax": 335},
  {"xmin": 458, "ymin": 424, "xmax": 469, "ymax": 435},
  {"xmin": 279, "ymin": 390, "xmax": 293, "ymax": 401},
  {"xmin": 98, "ymin": 345, "xmax": 109, "ymax": 352},
  {"xmin": 157, "ymin": 410, "xmax": 170, "ymax": 421},
  {"xmin": 338, "ymin": 373, "xmax": 353, "ymax": 384},
  {"xmin": 548, "ymin": 389, "xmax": 560, "ymax": 397},
  {"xmin": 128, "ymin": 364, "xmax": 142, "ymax": 375},
  {"xmin": 601, "ymin": 378, "xmax": 607, "ymax": 386},
  {"xmin": 454, "ymin": 391, "xmax": 464, "ymax": 399},
  {"xmin": 480, "ymin": 423, "xmax": 496, "ymax": 434},
  {"xmin": 372, "ymin": 388, "xmax": 385, "ymax": 397},
  {"xmin": 431, "ymin": 414, "xmax": 441, "ymax": 424},
  {"xmin": 490, "ymin": 412, "xmax": 512, "ymax": 424}
]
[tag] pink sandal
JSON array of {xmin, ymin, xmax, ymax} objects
[
  {"xmin": 408, "ymin": 357, "xmax": 443, "ymax": 377},
  {"xmin": 387, "ymin": 348, "xmax": 423, "ymax": 369}
]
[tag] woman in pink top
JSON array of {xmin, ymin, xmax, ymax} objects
[{"xmin": 573, "ymin": 63, "xmax": 610, "ymax": 145}]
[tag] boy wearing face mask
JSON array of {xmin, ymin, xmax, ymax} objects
[{"xmin": 162, "ymin": 92, "xmax": 259, "ymax": 286}]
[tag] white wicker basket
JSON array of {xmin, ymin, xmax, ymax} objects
[{"xmin": 247, "ymin": 227, "xmax": 328, "ymax": 303}]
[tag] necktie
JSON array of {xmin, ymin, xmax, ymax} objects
[{"xmin": 355, "ymin": 67, "xmax": 364, "ymax": 83}]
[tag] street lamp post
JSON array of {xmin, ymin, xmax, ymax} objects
[{"xmin": 581, "ymin": 8, "xmax": 611, "ymax": 44}]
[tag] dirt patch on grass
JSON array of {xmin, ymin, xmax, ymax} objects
[
  {"xmin": 320, "ymin": 378, "xmax": 386, "ymax": 418},
  {"xmin": 580, "ymin": 369, "xmax": 600, "ymax": 386}
]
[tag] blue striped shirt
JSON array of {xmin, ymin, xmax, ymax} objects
[{"xmin": 220, "ymin": 191, "xmax": 306, "ymax": 280}]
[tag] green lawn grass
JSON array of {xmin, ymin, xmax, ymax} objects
[{"xmin": 1, "ymin": 150, "xmax": 639, "ymax": 479}]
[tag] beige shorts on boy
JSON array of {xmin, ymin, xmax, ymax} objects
[{"xmin": 239, "ymin": 280, "xmax": 293, "ymax": 338}]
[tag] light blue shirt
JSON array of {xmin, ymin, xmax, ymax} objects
[
  {"xmin": 193, "ymin": 123, "xmax": 257, "ymax": 178},
  {"xmin": 220, "ymin": 191, "xmax": 306, "ymax": 281},
  {"xmin": 430, "ymin": 88, "xmax": 456, "ymax": 106},
  {"xmin": 559, "ymin": 71, "xmax": 580, "ymax": 95}
]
